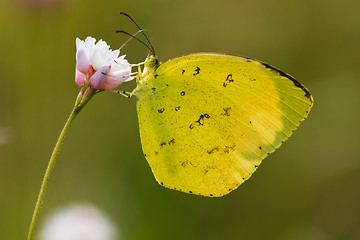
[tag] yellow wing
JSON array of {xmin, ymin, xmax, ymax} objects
[{"xmin": 135, "ymin": 53, "xmax": 313, "ymax": 197}]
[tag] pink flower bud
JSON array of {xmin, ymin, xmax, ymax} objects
[
  {"xmin": 75, "ymin": 69, "xmax": 86, "ymax": 87},
  {"xmin": 102, "ymin": 68, "xmax": 132, "ymax": 90},
  {"xmin": 76, "ymin": 49, "xmax": 91, "ymax": 74},
  {"xmin": 90, "ymin": 66, "xmax": 110, "ymax": 89}
]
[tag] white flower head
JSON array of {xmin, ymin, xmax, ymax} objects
[
  {"xmin": 75, "ymin": 37, "xmax": 133, "ymax": 90},
  {"xmin": 39, "ymin": 204, "xmax": 118, "ymax": 240}
]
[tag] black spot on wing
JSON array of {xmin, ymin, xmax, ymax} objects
[
  {"xmin": 207, "ymin": 146, "xmax": 220, "ymax": 154},
  {"xmin": 243, "ymin": 56, "xmax": 252, "ymax": 62},
  {"xmin": 195, "ymin": 114, "xmax": 210, "ymax": 126},
  {"xmin": 223, "ymin": 145, "xmax": 235, "ymax": 154},
  {"xmin": 180, "ymin": 160, "xmax": 188, "ymax": 167},
  {"xmin": 180, "ymin": 91, "xmax": 186, "ymax": 96},
  {"xmin": 189, "ymin": 161, "xmax": 197, "ymax": 167},
  {"xmin": 158, "ymin": 108, "xmax": 165, "ymax": 113},
  {"xmin": 193, "ymin": 66, "xmax": 200, "ymax": 75},
  {"xmin": 221, "ymin": 107, "xmax": 232, "ymax": 116},
  {"xmin": 180, "ymin": 159, "xmax": 197, "ymax": 168},
  {"xmin": 202, "ymin": 165, "xmax": 216, "ymax": 175},
  {"xmin": 223, "ymin": 74, "xmax": 234, "ymax": 87},
  {"xmin": 190, "ymin": 114, "xmax": 211, "ymax": 129}
]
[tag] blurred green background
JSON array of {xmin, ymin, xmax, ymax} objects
[{"xmin": 1, "ymin": 0, "xmax": 359, "ymax": 239}]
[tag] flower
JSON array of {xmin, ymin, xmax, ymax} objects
[
  {"xmin": 39, "ymin": 204, "xmax": 118, "ymax": 240},
  {"xmin": 75, "ymin": 37, "xmax": 133, "ymax": 90}
]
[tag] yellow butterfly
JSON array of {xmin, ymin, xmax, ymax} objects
[
  {"xmin": 120, "ymin": 13, "xmax": 313, "ymax": 197},
  {"xmin": 133, "ymin": 53, "xmax": 313, "ymax": 197}
]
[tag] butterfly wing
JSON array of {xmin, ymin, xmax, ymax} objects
[{"xmin": 136, "ymin": 53, "xmax": 313, "ymax": 197}]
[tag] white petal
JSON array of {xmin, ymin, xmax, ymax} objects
[
  {"xmin": 95, "ymin": 39, "xmax": 109, "ymax": 51},
  {"xmin": 90, "ymin": 48, "xmax": 103, "ymax": 70},
  {"xmin": 111, "ymin": 56, "xmax": 130, "ymax": 71},
  {"xmin": 116, "ymin": 55, "xmax": 126, "ymax": 61},
  {"xmin": 107, "ymin": 49, "xmax": 120, "ymax": 62},
  {"xmin": 111, "ymin": 68, "xmax": 131, "ymax": 78},
  {"xmin": 84, "ymin": 37, "xmax": 96, "ymax": 47},
  {"xmin": 75, "ymin": 38, "xmax": 84, "ymax": 50},
  {"xmin": 84, "ymin": 37, "xmax": 96, "ymax": 57}
]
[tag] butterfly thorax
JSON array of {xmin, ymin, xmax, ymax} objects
[{"xmin": 135, "ymin": 55, "xmax": 161, "ymax": 98}]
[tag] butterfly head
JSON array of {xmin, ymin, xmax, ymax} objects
[
  {"xmin": 141, "ymin": 54, "xmax": 160, "ymax": 80},
  {"xmin": 144, "ymin": 55, "xmax": 160, "ymax": 70}
]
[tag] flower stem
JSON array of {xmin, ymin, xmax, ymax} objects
[{"xmin": 26, "ymin": 99, "xmax": 83, "ymax": 240}]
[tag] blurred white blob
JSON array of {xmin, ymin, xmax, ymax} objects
[
  {"xmin": 39, "ymin": 204, "xmax": 118, "ymax": 240},
  {"xmin": 0, "ymin": 126, "xmax": 14, "ymax": 145}
]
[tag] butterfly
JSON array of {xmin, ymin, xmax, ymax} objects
[
  {"xmin": 118, "ymin": 12, "xmax": 313, "ymax": 197},
  {"xmin": 133, "ymin": 52, "xmax": 313, "ymax": 197}
]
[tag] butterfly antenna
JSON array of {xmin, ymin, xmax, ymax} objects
[
  {"xmin": 116, "ymin": 30, "xmax": 154, "ymax": 53},
  {"xmin": 119, "ymin": 12, "xmax": 155, "ymax": 56},
  {"xmin": 118, "ymin": 29, "xmax": 149, "ymax": 50}
]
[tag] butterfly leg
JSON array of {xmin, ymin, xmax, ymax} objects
[
  {"xmin": 136, "ymin": 64, "xmax": 143, "ymax": 84},
  {"xmin": 109, "ymin": 90, "xmax": 132, "ymax": 98}
]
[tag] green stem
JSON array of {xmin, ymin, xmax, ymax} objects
[
  {"xmin": 26, "ymin": 104, "xmax": 79, "ymax": 240},
  {"xmin": 26, "ymin": 86, "xmax": 96, "ymax": 240}
]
